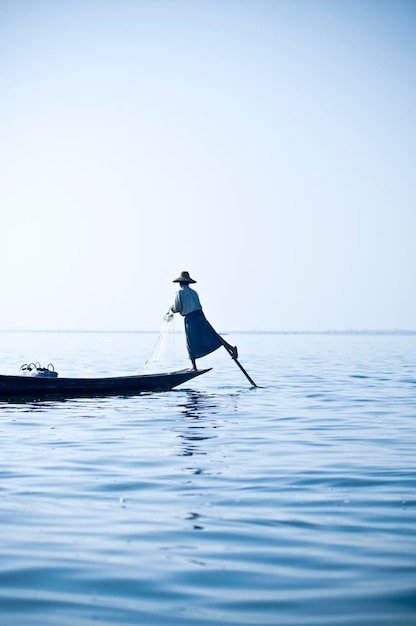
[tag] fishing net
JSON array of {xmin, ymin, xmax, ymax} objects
[{"xmin": 141, "ymin": 310, "xmax": 181, "ymax": 374}]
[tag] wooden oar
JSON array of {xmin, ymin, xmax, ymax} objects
[{"xmin": 222, "ymin": 344, "xmax": 257, "ymax": 387}]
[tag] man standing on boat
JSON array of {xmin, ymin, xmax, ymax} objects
[{"xmin": 169, "ymin": 271, "xmax": 238, "ymax": 371}]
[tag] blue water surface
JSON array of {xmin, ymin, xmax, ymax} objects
[{"xmin": 0, "ymin": 331, "xmax": 415, "ymax": 625}]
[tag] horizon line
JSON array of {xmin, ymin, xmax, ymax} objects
[{"xmin": 0, "ymin": 329, "xmax": 415, "ymax": 335}]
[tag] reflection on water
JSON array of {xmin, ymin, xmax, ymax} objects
[
  {"xmin": 176, "ymin": 390, "xmax": 219, "ymax": 457},
  {"xmin": 175, "ymin": 389, "xmax": 242, "ymax": 458},
  {"xmin": 174, "ymin": 391, "xmax": 230, "ymax": 533}
]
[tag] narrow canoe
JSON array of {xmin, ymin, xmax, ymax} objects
[{"xmin": 0, "ymin": 368, "xmax": 211, "ymax": 400}]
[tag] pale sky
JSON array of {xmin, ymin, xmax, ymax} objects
[{"xmin": 1, "ymin": 0, "xmax": 415, "ymax": 332}]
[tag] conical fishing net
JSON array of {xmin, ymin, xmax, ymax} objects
[{"xmin": 141, "ymin": 311, "xmax": 182, "ymax": 373}]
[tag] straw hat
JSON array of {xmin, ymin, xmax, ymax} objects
[{"xmin": 173, "ymin": 271, "xmax": 196, "ymax": 284}]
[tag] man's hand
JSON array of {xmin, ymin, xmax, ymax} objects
[{"xmin": 164, "ymin": 309, "xmax": 174, "ymax": 322}]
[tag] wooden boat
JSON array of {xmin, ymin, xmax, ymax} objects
[{"xmin": 0, "ymin": 368, "xmax": 211, "ymax": 400}]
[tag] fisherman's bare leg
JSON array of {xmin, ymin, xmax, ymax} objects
[{"xmin": 222, "ymin": 340, "xmax": 238, "ymax": 360}]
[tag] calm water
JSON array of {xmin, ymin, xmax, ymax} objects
[{"xmin": 0, "ymin": 331, "xmax": 415, "ymax": 625}]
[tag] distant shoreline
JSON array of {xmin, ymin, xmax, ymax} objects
[{"xmin": 0, "ymin": 329, "xmax": 415, "ymax": 336}]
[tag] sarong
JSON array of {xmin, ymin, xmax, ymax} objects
[{"xmin": 184, "ymin": 309, "xmax": 223, "ymax": 360}]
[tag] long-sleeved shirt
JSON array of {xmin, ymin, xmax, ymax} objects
[{"xmin": 172, "ymin": 285, "xmax": 202, "ymax": 317}]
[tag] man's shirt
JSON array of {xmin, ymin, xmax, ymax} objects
[{"xmin": 172, "ymin": 285, "xmax": 202, "ymax": 316}]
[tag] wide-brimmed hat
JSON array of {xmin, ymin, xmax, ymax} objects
[{"xmin": 173, "ymin": 271, "xmax": 196, "ymax": 284}]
